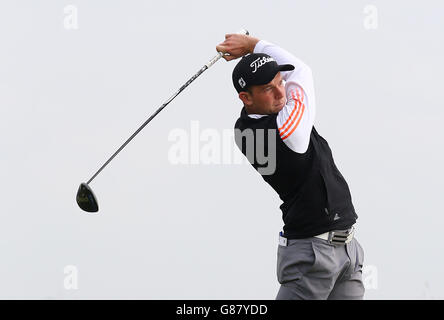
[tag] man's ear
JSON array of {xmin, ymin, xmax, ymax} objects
[{"xmin": 238, "ymin": 91, "xmax": 253, "ymax": 106}]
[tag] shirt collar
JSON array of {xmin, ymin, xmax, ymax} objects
[{"xmin": 240, "ymin": 107, "xmax": 270, "ymax": 120}]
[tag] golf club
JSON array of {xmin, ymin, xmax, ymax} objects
[{"xmin": 76, "ymin": 29, "xmax": 249, "ymax": 212}]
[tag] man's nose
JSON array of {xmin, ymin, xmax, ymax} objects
[{"xmin": 274, "ymin": 87, "xmax": 284, "ymax": 99}]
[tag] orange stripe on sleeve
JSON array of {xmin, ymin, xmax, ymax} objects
[
  {"xmin": 279, "ymin": 89, "xmax": 305, "ymax": 137},
  {"xmin": 281, "ymin": 102, "xmax": 305, "ymax": 140},
  {"xmin": 296, "ymin": 87, "xmax": 305, "ymax": 105},
  {"xmin": 295, "ymin": 87, "xmax": 301, "ymax": 101},
  {"xmin": 279, "ymin": 98, "xmax": 302, "ymax": 137},
  {"xmin": 278, "ymin": 91, "xmax": 300, "ymax": 132}
]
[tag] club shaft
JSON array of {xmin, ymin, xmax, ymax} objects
[{"xmin": 86, "ymin": 53, "xmax": 223, "ymax": 185}]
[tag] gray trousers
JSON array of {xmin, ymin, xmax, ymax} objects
[{"xmin": 276, "ymin": 235, "xmax": 365, "ymax": 300}]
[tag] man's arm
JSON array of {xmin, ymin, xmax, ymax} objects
[
  {"xmin": 255, "ymin": 41, "xmax": 316, "ymax": 154},
  {"xmin": 217, "ymin": 35, "xmax": 316, "ymax": 154}
]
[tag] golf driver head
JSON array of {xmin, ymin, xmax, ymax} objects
[{"xmin": 76, "ymin": 183, "xmax": 99, "ymax": 212}]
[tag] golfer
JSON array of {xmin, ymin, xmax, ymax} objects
[{"xmin": 216, "ymin": 33, "xmax": 365, "ymax": 300}]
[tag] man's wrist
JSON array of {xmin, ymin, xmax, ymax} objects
[
  {"xmin": 252, "ymin": 40, "xmax": 272, "ymax": 54},
  {"xmin": 248, "ymin": 37, "xmax": 260, "ymax": 53}
]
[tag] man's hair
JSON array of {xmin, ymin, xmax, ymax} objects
[{"xmin": 241, "ymin": 85, "xmax": 255, "ymax": 95}]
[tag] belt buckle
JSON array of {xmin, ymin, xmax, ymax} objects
[{"xmin": 328, "ymin": 226, "xmax": 354, "ymax": 245}]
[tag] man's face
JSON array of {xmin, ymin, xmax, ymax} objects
[{"xmin": 240, "ymin": 72, "xmax": 286, "ymax": 115}]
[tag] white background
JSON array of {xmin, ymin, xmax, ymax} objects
[{"xmin": 1, "ymin": 0, "xmax": 443, "ymax": 299}]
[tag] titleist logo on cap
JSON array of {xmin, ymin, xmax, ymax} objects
[{"xmin": 250, "ymin": 56, "xmax": 275, "ymax": 73}]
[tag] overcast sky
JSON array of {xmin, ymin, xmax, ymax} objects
[{"xmin": 1, "ymin": 0, "xmax": 443, "ymax": 299}]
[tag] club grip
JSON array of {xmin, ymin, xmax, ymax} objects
[{"xmin": 205, "ymin": 28, "xmax": 250, "ymax": 68}]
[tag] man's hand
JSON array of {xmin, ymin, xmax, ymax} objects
[{"xmin": 216, "ymin": 34, "xmax": 260, "ymax": 61}]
